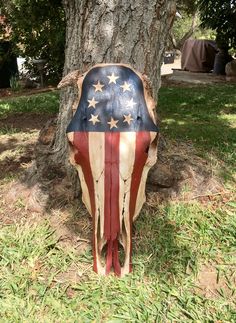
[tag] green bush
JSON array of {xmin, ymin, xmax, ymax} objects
[{"xmin": 0, "ymin": 0, "xmax": 65, "ymax": 83}]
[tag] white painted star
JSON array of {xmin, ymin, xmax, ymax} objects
[
  {"xmin": 120, "ymin": 81, "xmax": 131, "ymax": 92},
  {"xmin": 93, "ymin": 80, "xmax": 104, "ymax": 92},
  {"xmin": 107, "ymin": 117, "xmax": 119, "ymax": 129},
  {"xmin": 123, "ymin": 114, "xmax": 134, "ymax": 125},
  {"xmin": 107, "ymin": 72, "xmax": 119, "ymax": 84},
  {"xmin": 89, "ymin": 114, "xmax": 101, "ymax": 125},
  {"xmin": 126, "ymin": 98, "xmax": 137, "ymax": 109},
  {"xmin": 87, "ymin": 97, "xmax": 98, "ymax": 108}
]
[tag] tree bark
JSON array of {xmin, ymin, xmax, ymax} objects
[
  {"xmin": 60, "ymin": 0, "xmax": 175, "ymax": 172},
  {"xmin": 62, "ymin": 0, "xmax": 176, "ymax": 96},
  {"xmin": 15, "ymin": 0, "xmax": 176, "ymax": 211}
]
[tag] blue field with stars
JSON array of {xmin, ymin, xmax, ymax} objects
[{"xmin": 66, "ymin": 65, "xmax": 159, "ymax": 133}]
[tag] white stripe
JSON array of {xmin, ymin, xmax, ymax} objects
[
  {"xmin": 77, "ymin": 165, "xmax": 92, "ymax": 215},
  {"xmin": 119, "ymin": 132, "xmax": 136, "ymax": 276},
  {"xmin": 88, "ymin": 132, "xmax": 105, "ymax": 239},
  {"xmin": 133, "ymin": 131, "xmax": 158, "ymax": 221},
  {"xmin": 119, "ymin": 132, "xmax": 136, "ymax": 229}
]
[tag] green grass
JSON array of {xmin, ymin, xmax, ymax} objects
[
  {"xmin": 158, "ymin": 84, "xmax": 236, "ymax": 183},
  {"xmin": 0, "ymin": 91, "xmax": 59, "ymax": 118},
  {"xmin": 0, "ymin": 85, "xmax": 236, "ymax": 321},
  {"xmin": 0, "ymin": 202, "xmax": 235, "ymax": 321}
]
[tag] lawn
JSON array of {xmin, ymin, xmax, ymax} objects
[
  {"xmin": 159, "ymin": 84, "xmax": 236, "ymax": 185},
  {"xmin": 0, "ymin": 85, "xmax": 235, "ymax": 322}
]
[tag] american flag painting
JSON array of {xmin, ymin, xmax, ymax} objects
[{"xmin": 66, "ymin": 64, "xmax": 159, "ymax": 276}]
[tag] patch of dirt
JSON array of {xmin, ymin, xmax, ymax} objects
[
  {"xmin": 0, "ymin": 134, "xmax": 36, "ymax": 180},
  {"xmin": 161, "ymin": 75, "xmax": 202, "ymax": 88},
  {"xmin": 161, "ymin": 71, "xmax": 227, "ymax": 87},
  {"xmin": 0, "ymin": 112, "xmax": 56, "ymax": 181},
  {"xmin": 1, "ymin": 111, "xmax": 227, "ymax": 219},
  {"xmin": 161, "ymin": 74, "xmax": 227, "ymax": 87},
  {"xmin": 1, "ymin": 183, "xmax": 91, "ymax": 261},
  {"xmin": 0, "ymin": 188, "xmax": 43, "ymax": 225},
  {"xmin": 42, "ymin": 208, "xmax": 92, "ymax": 286},
  {"xmin": 147, "ymin": 136, "xmax": 226, "ymax": 203},
  {"xmin": 49, "ymin": 207, "xmax": 91, "ymax": 255},
  {"xmin": 0, "ymin": 113, "xmax": 91, "ymax": 250},
  {"xmin": 195, "ymin": 263, "xmax": 235, "ymax": 299},
  {"xmin": 0, "ymin": 112, "xmax": 56, "ymax": 133},
  {"xmin": 0, "ymin": 195, "xmax": 92, "ymax": 286},
  {"xmin": 54, "ymin": 263, "xmax": 89, "ymax": 285}
]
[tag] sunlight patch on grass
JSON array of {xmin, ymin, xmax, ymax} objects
[
  {"xmin": 0, "ymin": 91, "xmax": 59, "ymax": 118},
  {"xmin": 0, "ymin": 146, "xmax": 25, "ymax": 161},
  {"xmin": 0, "ymin": 125, "xmax": 21, "ymax": 135},
  {"xmin": 0, "ymin": 103, "xmax": 11, "ymax": 116},
  {"xmin": 159, "ymin": 84, "xmax": 236, "ymax": 185},
  {"xmin": 219, "ymin": 114, "xmax": 236, "ymax": 125}
]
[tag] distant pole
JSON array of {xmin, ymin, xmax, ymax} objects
[{"xmin": 32, "ymin": 59, "xmax": 47, "ymax": 87}]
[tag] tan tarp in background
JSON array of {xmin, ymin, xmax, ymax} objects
[{"xmin": 181, "ymin": 39, "xmax": 217, "ymax": 72}]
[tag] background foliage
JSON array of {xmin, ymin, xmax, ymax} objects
[
  {"xmin": 0, "ymin": 0, "xmax": 65, "ymax": 82},
  {"xmin": 1, "ymin": 0, "xmax": 235, "ymax": 82},
  {"xmin": 168, "ymin": 0, "xmax": 215, "ymax": 51},
  {"xmin": 171, "ymin": 0, "xmax": 236, "ymax": 51},
  {"xmin": 170, "ymin": 12, "xmax": 215, "ymax": 51},
  {"xmin": 198, "ymin": 0, "xmax": 236, "ymax": 49}
]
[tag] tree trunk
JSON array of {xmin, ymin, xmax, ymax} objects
[
  {"xmin": 63, "ymin": 0, "xmax": 176, "ymax": 97},
  {"xmin": 13, "ymin": 0, "xmax": 176, "ymax": 211}
]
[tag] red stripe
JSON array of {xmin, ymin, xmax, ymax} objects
[
  {"xmin": 129, "ymin": 131, "xmax": 151, "ymax": 271},
  {"xmin": 106, "ymin": 240, "xmax": 113, "ymax": 273},
  {"xmin": 73, "ymin": 131, "xmax": 150, "ymax": 276},
  {"xmin": 113, "ymin": 238, "xmax": 121, "ymax": 276},
  {"xmin": 104, "ymin": 132, "xmax": 121, "ymax": 275},
  {"xmin": 73, "ymin": 132, "xmax": 98, "ymax": 273}
]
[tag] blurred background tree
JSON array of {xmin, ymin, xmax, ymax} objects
[
  {"xmin": 169, "ymin": 0, "xmax": 236, "ymax": 52},
  {"xmin": 0, "ymin": 0, "xmax": 65, "ymax": 83},
  {"xmin": 198, "ymin": 0, "xmax": 236, "ymax": 50},
  {"xmin": 168, "ymin": 0, "xmax": 216, "ymax": 51},
  {"xmin": 1, "ymin": 0, "xmax": 235, "ymax": 82}
]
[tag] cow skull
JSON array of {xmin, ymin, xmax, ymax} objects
[{"xmin": 58, "ymin": 64, "xmax": 158, "ymax": 277}]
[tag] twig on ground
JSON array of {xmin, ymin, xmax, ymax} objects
[
  {"xmin": 192, "ymin": 191, "xmax": 231, "ymax": 199},
  {"xmin": 76, "ymin": 237, "xmax": 90, "ymax": 243}
]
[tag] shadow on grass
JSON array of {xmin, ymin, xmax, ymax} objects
[
  {"xmin": 0, "ymin": 112, "xmax": 57, "ymax": 134},
  {"xmin": 0, "ymin": 92, "xmax": 59, "ymax": 180},
  {"xmin": 132, "ymin": 205, "xmax": 195, "ymax": 279},
  {"xmin": 158, "ymin": 84, "xmax": 236, "ymax": 182},
  {"xmin": 60, "ymin": 201, "xmax": 194, "ymax": 280},
  {"xmin": 0, "ymin": 137, "xmax": 35, "ymax": 181}
]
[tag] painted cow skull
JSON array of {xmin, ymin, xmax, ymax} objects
[{"xmin": 58, "ymin": 64, "xmax": 158, "ymax": 276}]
